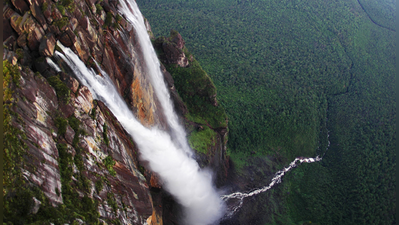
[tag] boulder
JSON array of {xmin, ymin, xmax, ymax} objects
[
  {"xmin": 162, "ymin": 41, "xmax": 189, "ymax": 67},
  {"xmin": 59, "ymin": 32, "xmax": 73, "ymax": 47},
  {"xmin": 10, "ymin": 13, "xmax": 24, "ymax": 35},
  {"xmin": 27, "ymin": 25, "xmax": 45, "ymax": 51},
  {"xmin": 39, "ymin": 34, "xmax": 56, "ymax": 57},
  {"xmin": 11, "ymin": 0, "xmax": 30, "ymax": 14}
]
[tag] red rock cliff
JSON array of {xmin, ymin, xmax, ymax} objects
[{"xmin": 3, "ymin": 0, "xmax": 228, "ymax": 224}]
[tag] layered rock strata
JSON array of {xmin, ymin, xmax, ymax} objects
[{"xmin": 3, "ymin": 0, "xmax": 228, "ymax": 224}]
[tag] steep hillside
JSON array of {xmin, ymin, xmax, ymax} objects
[
  {"xmin": 151, "ymin": 30, "xmax": 229, "ymax": 186},
  {"xmin": 3, "ymin": 0, "xmax": 228, "ymax": 224},
  {"xmin": 136, "ymin": 0, "xmax": 396, "ymax": 224}
]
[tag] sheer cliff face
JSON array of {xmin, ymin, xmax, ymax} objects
[{"xmin": 3, "ymin": 0, "xmax": 227, "ymax": 224}]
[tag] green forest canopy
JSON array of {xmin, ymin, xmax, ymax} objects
[{"xmin": 137, "ymin": 0, "xmax": 395, "ymax": 224}]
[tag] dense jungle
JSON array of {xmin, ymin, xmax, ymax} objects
[{"xmin": 137, "ymin": 0, "xmax": 396, "ymax": 224}]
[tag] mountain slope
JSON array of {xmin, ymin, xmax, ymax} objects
[
  {"xmin": 136, "ymin": 0, "xmax": 396, "ymax": 224},
  {"xmin": 3, "ymin": 0, "xmax": 229, "ymax": 224}
]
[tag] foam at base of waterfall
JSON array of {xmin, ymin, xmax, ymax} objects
[{"xmin": 56, "ymin": 43, "xmax": 225, "ymax": 225}]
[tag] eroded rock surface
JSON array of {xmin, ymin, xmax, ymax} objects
[{"xmin": 3, "ymin": 0, "xmax": 229, "ymax": 224}]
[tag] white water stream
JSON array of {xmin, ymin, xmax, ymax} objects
[
  {"xmin": 221, "ymin": 131, "xmax": 330, "ymax": 218},
  {"xmin": 52, "ymin": 0, "xmax": 333, "ymax": 222},
  {"xmin": 221, "ymin": 156, "xmax": 322, "ymax": 218},
  {"xmin": 56, "ymin": 43, "xmax": 224, "ymax": 224},
  {"xmin": 117, "ymin": 0, "xmax": 192, "ymax": 157}
]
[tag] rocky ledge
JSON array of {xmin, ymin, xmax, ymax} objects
[{"xmin": 3, "ymin": 0, "xmax": 229, "ymax": 223}]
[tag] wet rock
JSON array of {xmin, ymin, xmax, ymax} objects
[
  {"xmin": 14, "ymin": 68, "xmax": 63, "ymax": 206},
  {"xmin": 80, "ymin": 17, "xmax": 97, "ymax": 44},
  {"xmin": 102, "ymin": 1, "xmax": 112, "ymax": 13},
  {"xmin": 39, "ymin": 34, "xmax": 56, "ymax": 56},
  {"xmin": 108, "ymin": 0, "xmax": 118, "ymax": 9}
]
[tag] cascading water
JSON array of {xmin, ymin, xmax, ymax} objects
[
  {"xmin": 52, "ymin": 0, "xmax": 333, "ymax": 221},
  {"xmin": 55, "ymin": 43, "xmax": 225, "ymax": 225},
  {"xmin": 221, "ymin": 129, "xmax": 331, "ymax": 218},
  {"xmin": 117, "ymin": 0, "xmax": 192, "ymax": 156},
  {"xmin": 221, "ymin": 156, "xmax": 322, "ymax": 218}
]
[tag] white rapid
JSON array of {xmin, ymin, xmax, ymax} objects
[
  {"xmin": 221, "ymin": 155, "xmax": 322, "ymax": 218},
  {"xmin": 56, "ymin": 44, "xmax": 225, "ymax": 225},
  {"xmin": 221, "ymin": 130, "xmax": 330, "ymax": 218},
  {"xmin": 117, "ymin": 0, "xmax": 192, "ymax": 157}
]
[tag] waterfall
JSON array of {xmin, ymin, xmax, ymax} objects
[
  {"xmin": 56, "ymin": 43, "xmax": 225, "ymax": 225},
  {"xmin": 118, "ymin": 0, "xmax": 192, "ymax": 156}
]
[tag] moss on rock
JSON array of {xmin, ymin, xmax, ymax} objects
[{"xmin": 188, "ymin": 126, "xmax": 217, "ymax": 154}]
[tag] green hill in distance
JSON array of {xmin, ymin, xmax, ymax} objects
[{"xmin": 137, "ymin": 0, "xmax": 395, "ymax": 224}]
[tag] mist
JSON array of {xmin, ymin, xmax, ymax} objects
[{"xmin": 56, "ymin": 43, "xmax": 225, "ymax": 224}]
